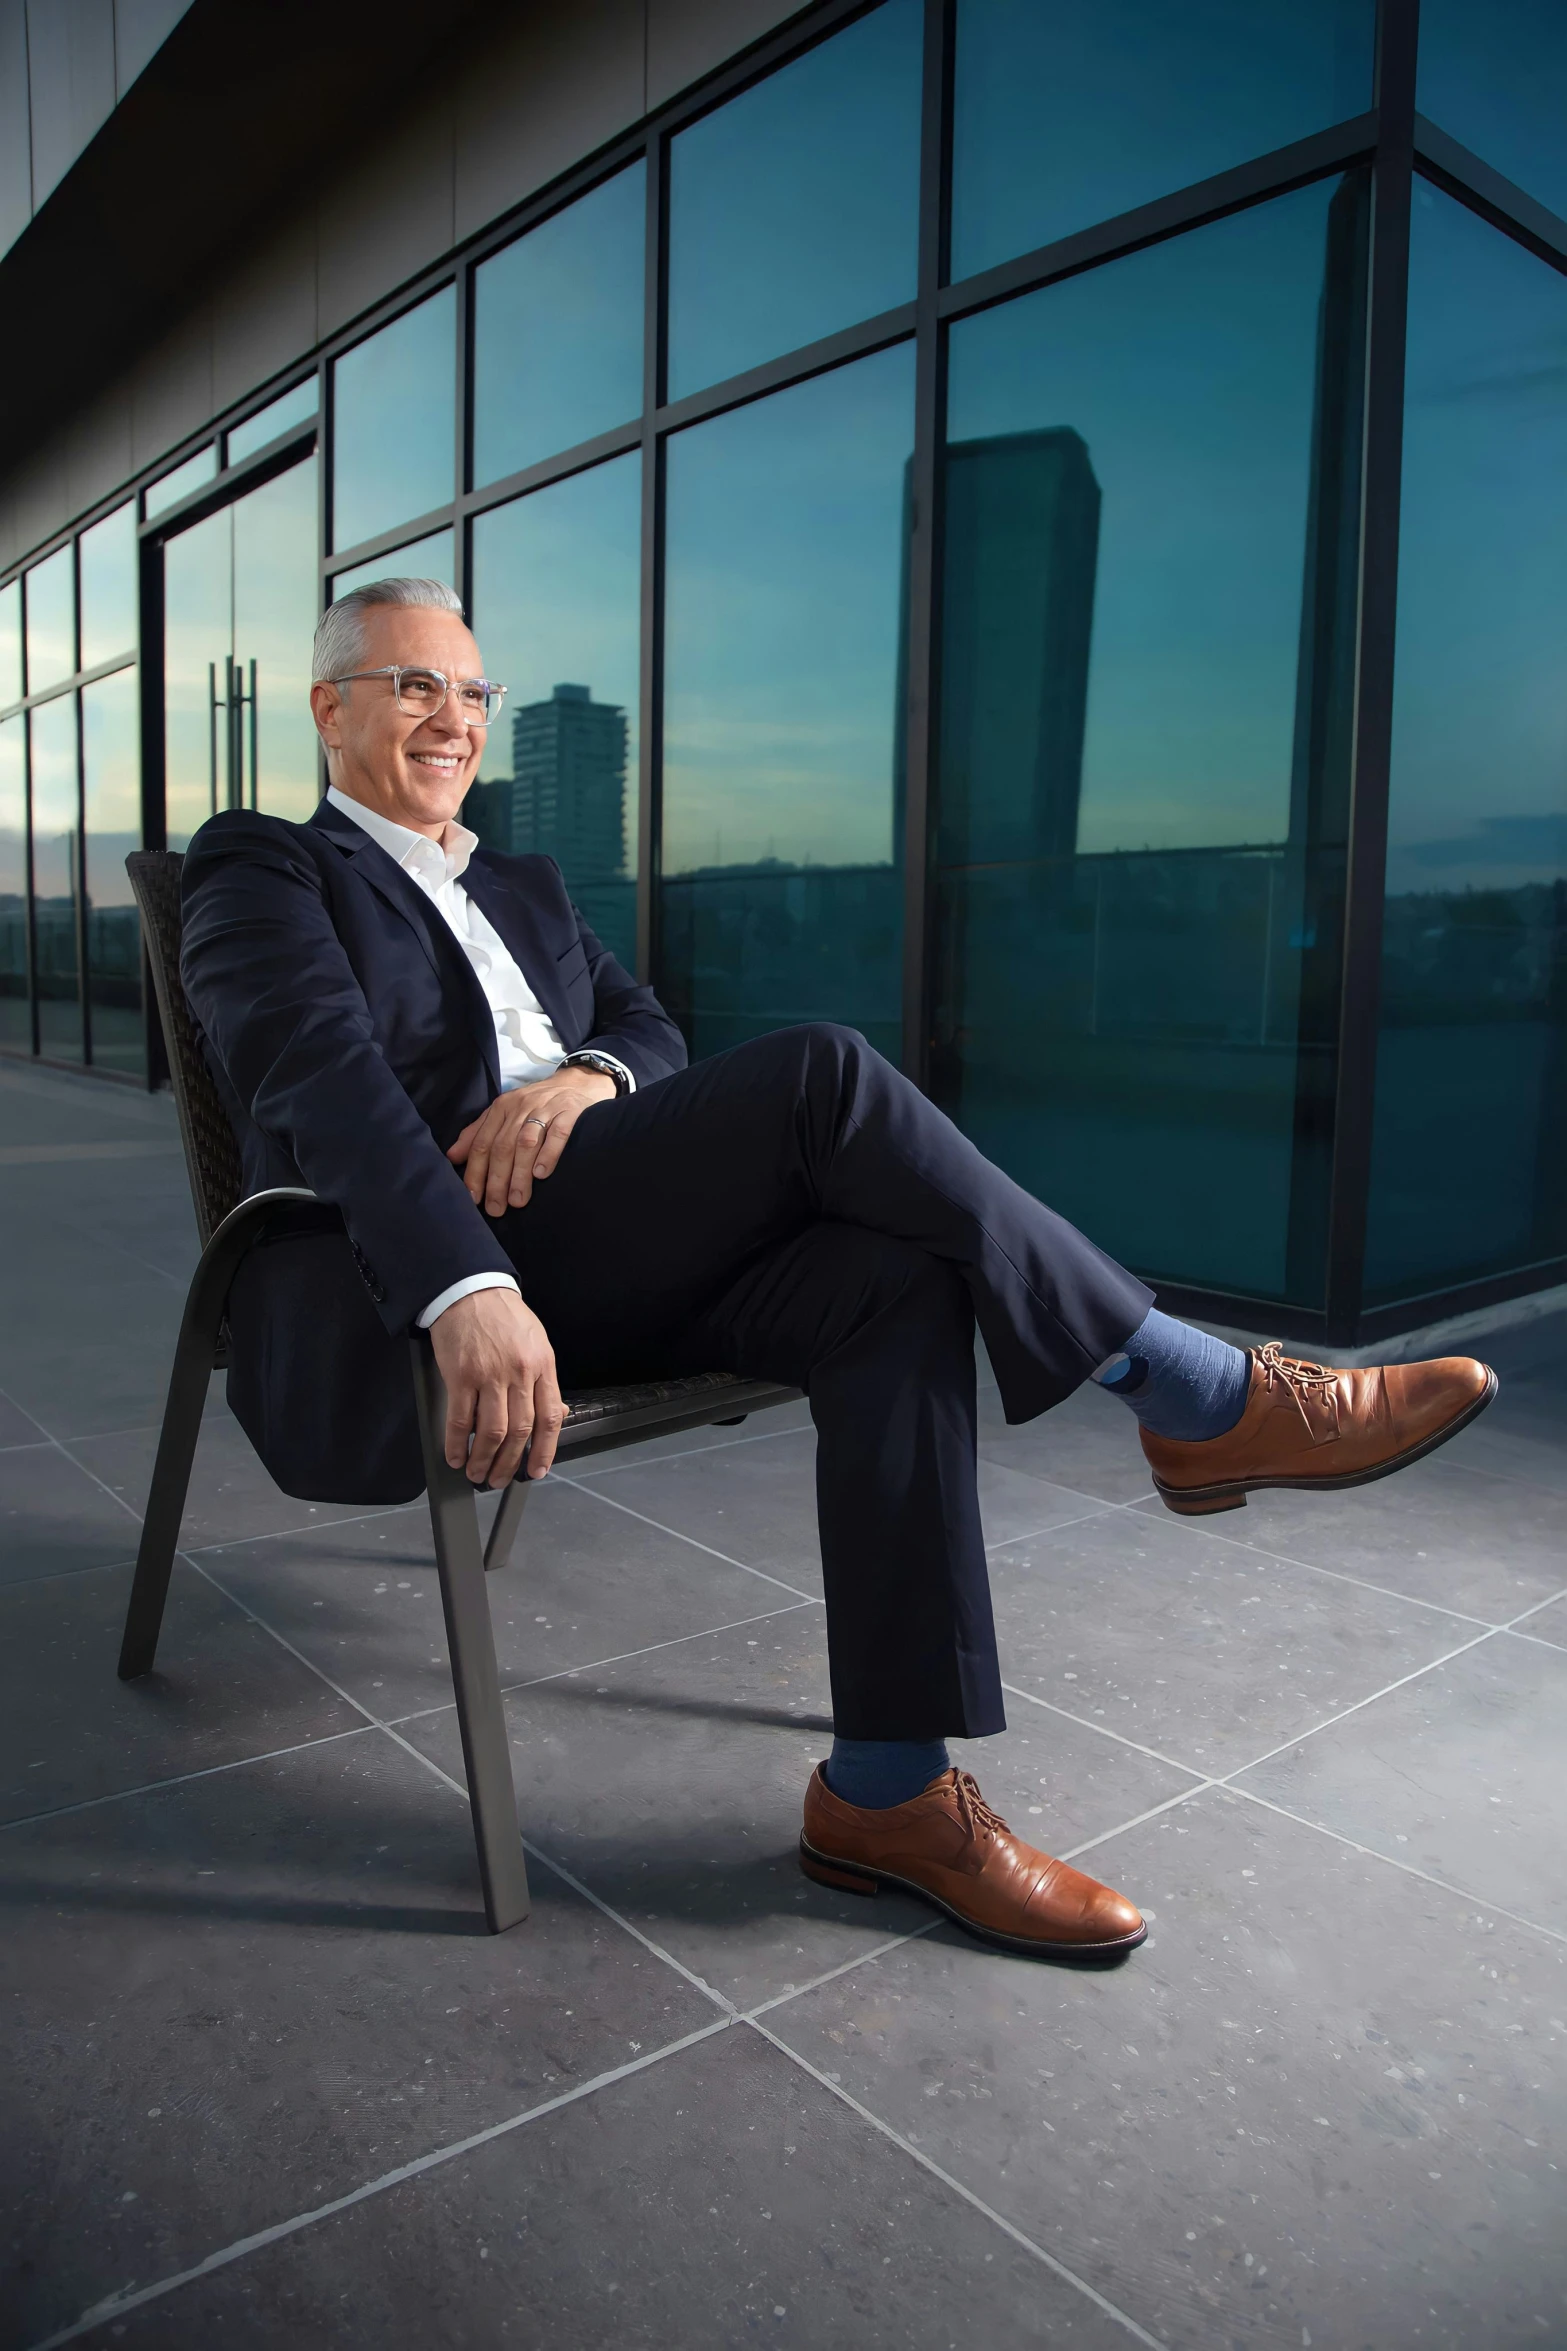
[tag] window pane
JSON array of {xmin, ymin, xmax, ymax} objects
[
  {"xmin": 474, "ymin": 166, "xmax": 645, "ymax": 487},
  {"xmin": 933, "ymin": 182, "xmax": 1367, "ymax": 1302},
  {"xmin": 163, "ymin": 506, "xmax": 229, "ymax": 852},
  {"xmin": 0, "ymin": 713, "xmax": 27, "ymax": 1048},
  {"xmin": 79, "ymin": 501, "xmax": 137, "ymax": 671},
  {"xmin": 667, "ymin": 0, "xmax": 921, "ymax": 401},
  {"xmin": 25, "ymin": 545, "xmax": 74, "ymax": 692},
  {"xmin": 661, "ymin": 345, "xmax": 914, "ymax": 1058},
  {"xmin": 82, "ymin": 668, "xmax": 144, "ymax": 1075},
  {"xmin": 145, "ymin": 446, "xmax": 217, "ymax": 520},
  {"xmin": 332, "ymin": 287, "xmax": 456, "ymax": 554},
  {"xmin": 330, "ymin": 528, "xmax": 454, "ymax": 603},
  {"xmin": 227, "ymin": 377, "xmax": 318, "ymax": 468},
  {"xmin": 469, "ymin": 454, "xmax": 640, "ymax": 968},
  {"xmin": 234, "ymin": 460, "xmax": 320, "ymax": 823},
  {"xmin": 1419, "ymin": 0, "xmax": 1567, "ymax": 222},
  {"xmin": 0, "ymin": 580, "xmax": 20, "ymax": 709},
  {"xmin": 29, "ymin": 694, "xmax": 82, "ymax": 1058},
  {"xmin": 1366, "ymin": 190, "xmax": 1567, "ymax": 1303},
  {"xmin": 952, "ymin": 0, "xmax": 1372, "ymax": 281}
]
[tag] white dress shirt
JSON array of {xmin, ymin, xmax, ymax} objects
[{"xmin": 325, "ymin": 786, "xmax": 633, "ymax": 1327}]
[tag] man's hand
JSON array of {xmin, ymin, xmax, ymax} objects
[
  {"xmin": 429, "ymin": 1286, "xmax": 565, "ymax": 1487},
  {"xmin": 446, "ymin": 1066, "xmax": 616, "ymax": 1216}
]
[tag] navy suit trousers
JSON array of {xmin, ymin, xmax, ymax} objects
[{"xmin": 491, "ymin": 1023, "xmax": 1153, "ymax": 1740}]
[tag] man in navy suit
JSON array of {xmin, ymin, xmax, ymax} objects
[{"xmin": 180, "ymin": 577, "xmax": 1493, "ymax": 1961}]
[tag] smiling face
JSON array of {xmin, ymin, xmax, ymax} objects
[{"xmin": 309, "ymin": 602, "xmax": 489, "ymax": 838}]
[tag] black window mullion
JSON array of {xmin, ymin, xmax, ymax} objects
[
  {"xmin": 637, "ymin": 132, "xmax": 670, "ymax": 991},
  {"xmin": 899, "ymin": 0, "xmax": 955, "ymax": 1089},
  {"xmin": 1323, "ymin": 0, "xmax": 1419, "ymax": 1345}
]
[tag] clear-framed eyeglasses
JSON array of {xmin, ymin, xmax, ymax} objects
[{"xmin": 332, "ymin": 665, "xmax": 508, "ymax": 728}]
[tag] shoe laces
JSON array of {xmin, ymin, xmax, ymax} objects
[
  {"xmin": 952, "ymin": 1771, "xmax": 1010, "ymax": 1845},
  {"xmin": 1255, "ymin": 1339, "xmax": 1342, "ymax": 1437}
]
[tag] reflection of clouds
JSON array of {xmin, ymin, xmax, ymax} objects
[{"xmin": 1386, "ymin": 811, "xmax": 1567, "ymax": 895}]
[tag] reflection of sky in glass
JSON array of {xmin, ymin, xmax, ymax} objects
[
  {"xmin": 30, "ymin": 693, "xmax": 81, "ymax": 1050},
  {"xmin": 332, "ymin": 287, "xmax": 455, "ymax": 554},
  {"xmin": 1, "ymin": 582, "xmax": 21, "ymax": 708},
  {"xmin": 1386, "ymin": 186, "xmax": 1567, "ymax": 896},
  {"xmin": 83, "ymin": 668, "xmax": 140, "ymax": 910},
  {"xmin": 235, "ymin": 461, "xmax": 320, "ymax": 824},
  {"xmin": 163, "ymin": 460, "xmax": 319, "ymax": 843},
  {"xmin": 227, "ymin": 378, "xmax": 317, "ymax": 468},
  {"xmin": 470, "ymin": 452, "xmax": 640, "ymax": 826},
  {"xmin": 949, "ymin": 185, "xmax": 1334, "ymax": 855},
  {"xmin": 0, "ymin": 712, "xmax": 27, "ymax": 1044},
  {"xmin": 667, "ymin": 0, "xmax": 921, "ymax": 401},
  {"xmin": 79, "ymin": 503, "xmax": 137, "ymax": 671},
  {"xmin": 474, "ymin": 167, "xmax": 645, "ymax": 486},
  {"xmin": 952, "ymin": 0, "xmax": 1370, "ymax": 281},
  {"xmin": 663, "ymin": 344, "xmax": 915, "ymax": 874},
  {"xmin": 1419, "ymin": 0, "xmax": 1567, "ymax": 222},
  {"xmin": 145, "ymin": 446, "xmax": 217, "ymax": 520},
  {"xmin": 26, "ymin": 546, "xmax": 74, "ymax": 692},
  {"xmin": 330, "ymin": 529, "xmax": 453, "ymax": 601}
]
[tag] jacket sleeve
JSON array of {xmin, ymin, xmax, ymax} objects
[
  {"xmin": 180, "ymin": 813, "xmax": 518, "ymax": 1335},
  {"xmin": 568, "ymin": 892, "xmax": 688, "ymax": 1087}
]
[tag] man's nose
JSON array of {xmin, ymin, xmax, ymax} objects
[{"xmin": 428, "ymin": 688, "xmax": 468, "ymax": 739}]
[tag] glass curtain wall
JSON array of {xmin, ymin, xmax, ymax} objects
[
  {"xmin": 0, "ymin": 711, "xmax": 26, "ymax": 1049},
  {"xmin": 10, "ymin": 0, "xmax": 1567, "ymax": 1331},
  {"xmin": 81, "ymin": 668, "xmax": 145, "ymax": 1074},
  {"xmin": 1364, "ymin": 187, "xmax": 1567, "ymax": 1303}
]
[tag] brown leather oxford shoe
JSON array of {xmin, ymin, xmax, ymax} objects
[
  {"xmin": 799, "ymin": 1766, "xmax": 1146, "ymax": 1958},
  {"xmin": 1141, "ymin": 1341, "xmax": 1497, "ymax": 1517}
]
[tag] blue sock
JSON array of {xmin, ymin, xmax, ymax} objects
[
  {"xmin": 1092, "ymin": 1308, "xmax": 1252, "ymax": 1442},
  {"xmin": 825, "ymin": 1737, "xmax": 951, "ymax": 1810}
]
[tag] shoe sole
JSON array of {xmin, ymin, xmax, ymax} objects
[
  {"xmin": 1151, "ymin": 1366, "xmax": 1499, "ymax": 1517},
  {"xmin": 798, "ymin": 1834, "xmax": 1148, "ymax": 1960}
]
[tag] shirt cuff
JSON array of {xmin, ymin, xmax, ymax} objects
[
  {"xmin": 416, "ymin": 1271, "xmax": 521, "ymax": 1330},
  {"xmin": 572, "ymin": 1051, "xmax": 635, "ymax": 1095}
]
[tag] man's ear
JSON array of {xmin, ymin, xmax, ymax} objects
[{"xmin": 310, "ymin": 680, "xmax": 343, "ymax": 750}]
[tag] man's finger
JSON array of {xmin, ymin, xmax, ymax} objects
[
  {"xmin": 525, "ymin": 1372, "xmax": 566, "ymax": 1478},
  {"xmin": 487, "ymin": 1384, "xmax": 533, "ymax": 1490},
  {"xmin": 468, "ymin": 1389, "xmax": 508, "ymax": 1485},
  {"xmin": 445, "ymin": 1380, "xmax": 477, "ymax": 1472},
  {"xmin": 531, "ymin": 1104, "xmax": 576, "ymax": 1180},
  {"xmin": 446, "ymin": 1117, "xmax": 480, "ymax": 1166},
  {"xmin": 503, "ymin": 1117, "xmax": 548, "ymax": 1211}
]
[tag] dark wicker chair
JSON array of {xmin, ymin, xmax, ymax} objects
[{"xmin": 119, "ymin": 850, "xmax": 799, "ymax": 1932}]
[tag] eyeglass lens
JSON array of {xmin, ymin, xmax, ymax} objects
[{"xmin": 394, "ymin": 668, "xmax": 499, "ymax": 725}]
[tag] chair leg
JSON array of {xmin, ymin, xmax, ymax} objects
[
  {"xmin": 118, "ymin": 1305, "xmax": 221, "ymax": 1680},
  {"xmin": 410, "ymin": 1339, "xmax": 530, "ymax": 1933},
  {"xmin": 484, "ymin": 1476, "xmax": 532, "ymax": 1572}
]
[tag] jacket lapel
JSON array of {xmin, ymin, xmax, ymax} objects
[
  {"xmin": 459, "ymin": 851, "xmax": 578, "ymax": 1048},
  {"xmin": 306, "ymin": 798, "xmax": 502, "ymax": 1096}
]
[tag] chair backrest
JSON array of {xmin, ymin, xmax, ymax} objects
[{"xmin": 126, "ymin": 851, "xmax": 245, "ymax": 1247}]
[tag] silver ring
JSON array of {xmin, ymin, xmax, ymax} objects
[{"xmin": 521, "ymin": 1114, "xmax": 548, "ymax": 1131}]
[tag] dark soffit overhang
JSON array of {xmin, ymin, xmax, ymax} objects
[{"xmin": 0, "ymin": 0, "xmax": 500, "ymax": 458}]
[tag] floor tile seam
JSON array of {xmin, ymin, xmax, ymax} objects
[
  {"xmin": 998, "ymin": 1677, "xmax": 1212, "ymax": 1781},
  {"xmin": 745, "ymin": 2018, "xmax": 1167, "ymax": 2350},
  {"xmin": 551, "ymin": 1472, "xmax": 822, "ymax": 1601},
  {"xmin": 1501, "ymin": 1581, "xmax": 1567, "ymax": 1632},
  {"xmin": 1222, "ymin": 1781, "xmax": 1567, "ymax": 1950},
  {"xmin": 377, "ymin": 1595, "xmax": 825, "ymax": 1731},
  {"xmin": 1127, "ymin": 1506, "xmax": 1503, "ymax": 1634},
  {"xmin": 187, "ymin": 1501, "xmax": 426, "ymax": 1558},
  {"xmin": 22, "ymin": 2019, "xmax": 736, "ymax": 2351},
  {"xmin": 983, "ymin": 1497, "xmax": 1126, "ymax": 1554},
  {"xmin": 0, "ymin": 1553, "xmax": 147, "ymax": 1591},
  {"xmin": 0, "ymin": 1379, "xmax": 51, "ymax": 1444},
  {"xmin": 187, "ymin": 1543, "xmax": 745, "ymax": 2016},
  {"xmin": 1056, "ymin": 1779, "xmax": 1220, "ymax": 1865},
  {"xmin": 0, "ymin": 1723, "xmax": 380, "ymax": 1836},
  {"xmin": 741, "ymin": 1921, "xmax": 944, "ymax": 2022},
  {"xmin": 1503, "ymin": 1624, "xmax": 1567, "ymax": 1658},
  {"xmin": 1211, "ymin": 1625, "xmax": 1501, "ymax": 1785}
]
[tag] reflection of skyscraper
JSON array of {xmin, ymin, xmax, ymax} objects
[
  {"xmin": 938, "ymin": 428, "xmax": 1101, "ymax": 864},
  {"xmin": 488, "ymin": 683, "xmax": 628, "ymax": 880}
]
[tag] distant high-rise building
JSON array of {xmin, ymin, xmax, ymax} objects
[
  {"xmin": 936, "ymin": 428, "xmax": 1101, "ymax": 866},
  {"xmin": 501, "ymin": 682, "xmax": 628, "ymax": 883}
]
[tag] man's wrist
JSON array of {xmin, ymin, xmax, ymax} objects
[{"xmin": 418, "ymin": 1271, "xmax": 520, "ymax": 1329}]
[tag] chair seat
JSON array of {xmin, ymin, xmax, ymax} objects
[
  {"xmin": 553, "ymin": 1369, "xmax": 799, "ymax": 1461},
  {"xmin": 562, "ymin": 1369, "xmax": 762, "ymax": 1425}
]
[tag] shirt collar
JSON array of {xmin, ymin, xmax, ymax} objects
[{"xmin": 326, "ymin": 785, "xmax": 478, "ymax": 885}]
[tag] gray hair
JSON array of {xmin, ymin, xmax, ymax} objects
[{"xmin": 311, "ymin": 577, "xmax": 466, "ymax": 684}]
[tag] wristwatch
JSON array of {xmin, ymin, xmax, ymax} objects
[{"xmin": 561, "ymin": 1050, "xmax": 631, "ymax": 1096}]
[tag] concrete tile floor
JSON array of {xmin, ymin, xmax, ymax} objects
[{"xmin": 1, "ymin": 1057, "xmax": 1563, "ymax": 2350}]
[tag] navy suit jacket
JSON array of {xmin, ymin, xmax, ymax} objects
[{"xmin": 179, "ymin": 796, "xmax": 687, "ymax": 1502}]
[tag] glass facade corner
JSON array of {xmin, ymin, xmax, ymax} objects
[{"xmin": 4, "ymin": 0, "xmax": 1563, "ymax": 1327}]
